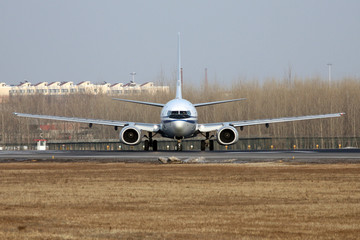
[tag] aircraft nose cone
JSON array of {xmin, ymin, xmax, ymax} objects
[{"xmin": 173, "ymin": 121, "xmax": 186, "ymax": 136}]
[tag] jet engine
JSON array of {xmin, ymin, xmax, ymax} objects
[
  {"xmin": 119, "ymin": 126, "xmax": 142, "ymax": 145},
  {"xmin": 216, "ymin": 126, "xmax": 239, "ymax": 145}
]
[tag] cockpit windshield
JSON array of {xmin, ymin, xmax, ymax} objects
[{"xmin": 167, "ymin": 110, "xmax": 191, "ymax": 119}]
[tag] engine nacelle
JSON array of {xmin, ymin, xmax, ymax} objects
[
  {"xmin": 119, "ymin": 126, "xmax": 142, "ymax": 145},
  {"xmin": 216, "ymin": 126, "xmax": 239, "ymax": 145}
]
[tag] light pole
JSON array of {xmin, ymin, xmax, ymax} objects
[
  {"xmin": 327, "ymin": 63, "xmax": 332, "ymax": 84},
  {"xmin": 130, "ymin": 72, "xmax": 136, "ymax": 82}
]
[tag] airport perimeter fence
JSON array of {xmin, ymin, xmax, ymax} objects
[{"xmin": 2, "ymin": 137, "xmax": 359, "ymax": 151}]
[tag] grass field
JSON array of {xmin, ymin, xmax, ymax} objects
[{"xmin": 0, "ymin": 162, "xmax": 360, "ymax": 239}]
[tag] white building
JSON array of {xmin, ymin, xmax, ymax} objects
[
  {"xmin": 0, "ymin": 83, "xmax": 11, "ymax": 102},
  {"xmin": 2, "ymin": 81, "xmax": 169, "ymax": 97}
]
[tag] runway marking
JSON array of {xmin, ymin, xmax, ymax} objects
[{"xmin": 226, "ymin": 151, "xmax": 316, "ymax": 154}]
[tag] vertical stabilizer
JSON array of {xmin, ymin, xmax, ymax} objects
[{"xmin": 176, "ymin": 32, "xmax": 182, "ymax": 99}]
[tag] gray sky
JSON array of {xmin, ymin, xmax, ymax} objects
[{"xmin": 0, "ymin": 0, "xmax": 359, "ymax": 86}]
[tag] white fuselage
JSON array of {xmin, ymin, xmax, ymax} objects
[{"xmin": 160, "ymin": 98, "xmax": 198, "ymax": 139}]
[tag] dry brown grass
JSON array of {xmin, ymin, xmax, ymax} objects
[
  {"xmin": 3, "ymin": 77, "xmax": 360, "ymax": 143},
  {"xmin": 1, "ymin": 162, "xmax": 360, "ymax": 239}
]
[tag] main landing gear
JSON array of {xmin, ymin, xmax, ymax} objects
[
  {"xmin": 144, "ymin": 133, "xmax": 214, "ymax": 151},
  {"xmin": 175, "ymin": 133, "xmax": 214, "ymax": 151},
  {"xmin": 200, "ymin": 132, "xmax": 214, "ymax": 151},
  {"xmin": 144, "ymin": 132, "xmax": 158, "ymax": 151}
]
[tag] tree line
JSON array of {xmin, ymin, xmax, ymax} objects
[{"xmin": 1, "ymin": 77, "xmax": 358, "ymax": 145}]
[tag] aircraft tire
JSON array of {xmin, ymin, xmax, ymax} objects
[
  {"xmin": 201, "ymin": 140, "xmax": 206, "ymax": 151},
  {"xmin": 152, "ymin": 140, "xmax": 158, "ymax": 151},
  {"xmin": 144, "ymin": 140, "xmax": 149, "ymax": 151},
  {"xmin": 209, "ymin": 140, "xmax": 214, "ymax": 151}
]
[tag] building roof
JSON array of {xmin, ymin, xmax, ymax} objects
[
  {"xmin": 18, "ymin": 81, "xmax": 31, "ymax": 87},
  {"xmin": 77, "ymin": 81, "xmax": 90, "ymax": 86},
  {"xmin": 48, "ymin": 81, "xmax": 60, "ymax": 86},
  {"xmin": 110, "ymin": 83, "xmax": 123, "ymax": 87},
  {"xmin": 60, "ymin": 81, "xmax": 73, "ymax": 86},
  {"xmin": 34, "ymin": 82, "xmax": 48, "ymax": 87},
  {"xmin": 140, "ymin": 82, "xmax": 149, "ymax": 86}
]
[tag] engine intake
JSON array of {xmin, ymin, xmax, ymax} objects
[
  {"xmin": 119, "ymin": 126, "xmax": 142, "ymax": 145},
  {"xmin": 216, "ymin": 126, "xmax": 239, "ymax": 145}
]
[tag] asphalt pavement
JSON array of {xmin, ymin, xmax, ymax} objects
[{"xmin": 0, "ymin": 149, "xmax": 359, "ymax": 164}]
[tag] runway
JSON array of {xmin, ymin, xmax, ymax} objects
[{"xmin": 0, "ymin": 149, "xmax": 359, "ymax": 163}]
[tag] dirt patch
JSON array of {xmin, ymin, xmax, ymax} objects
[{"xmin": 0, "ymin": 162, "xmax": 359, "ymax": 239}]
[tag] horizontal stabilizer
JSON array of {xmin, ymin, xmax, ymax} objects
[
  {"xmin": 112, "ymin": 98, "xmax": 165, "ymax": 107},
  {"xmin": 193, "ymin": 98, "xmax": 246, "ymax": 107}
]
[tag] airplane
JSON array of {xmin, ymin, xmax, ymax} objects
[{"xmin": 14, "ymin": 33, "xmax": 345, "ymax": 151}]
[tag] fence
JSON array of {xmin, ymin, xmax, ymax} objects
[{"xmin": 2, "ymin": 137, "xmax": 359, "ymax": 151}]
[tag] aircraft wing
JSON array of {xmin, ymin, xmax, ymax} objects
[
  {"xmin": 13, "ymin": 112, "xmax": 160, "ymax": 132},
  {"xmin": 198, "ymin": 113, "xmax": 345, "ymax": 132}
]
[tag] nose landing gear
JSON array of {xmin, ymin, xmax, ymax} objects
[{"xmin": 176, "ymin": 139, "xmax": 183, "ymax": 151}]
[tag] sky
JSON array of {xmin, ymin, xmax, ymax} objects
[{"xmin": 0, "ymin": 0, "xmax": 359, "ymax": 86}]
